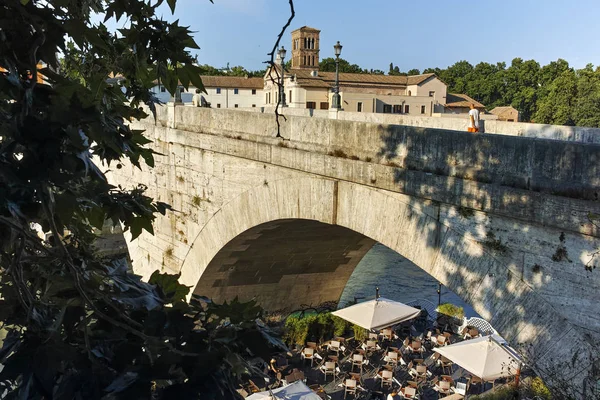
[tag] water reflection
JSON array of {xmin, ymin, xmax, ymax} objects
[{"xmin": 339, "ymin": 243, "xmax": 478, "ymax": 318}]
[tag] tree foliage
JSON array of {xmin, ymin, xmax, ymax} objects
[
  {"xmin": 0, "ymin": 0, "xmax": 284, "ymax": 398},
  {"xmin": 319, "ymin": 57, "xmax": 365, "ymax": 74},
  {"xmin": 422, "ymin": 58, "xmax": 600, "ymax": 126}
]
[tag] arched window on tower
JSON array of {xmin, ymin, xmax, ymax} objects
[{"xmin": 312, "ymin": 55, "xmax": 315, "ymax": 66}]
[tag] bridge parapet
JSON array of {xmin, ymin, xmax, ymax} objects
[{"xmin": 150, "ymin": 105, "xmax": 600, "ymax": 237}]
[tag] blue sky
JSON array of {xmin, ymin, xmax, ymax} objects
[{"xmin": 152, "ymin": 0, "xmax": 600, "ymax": 72}]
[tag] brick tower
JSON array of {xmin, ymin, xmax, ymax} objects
[{"xmin": 290, "ymin": 26, "xmax": 320, "ymax": 69}]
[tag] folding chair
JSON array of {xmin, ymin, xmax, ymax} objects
[
  {"xmin": 352, "ymin": 353, "xmax": 364, "ymax": 373},
  {"xmin": 321, "ymin": 361, "xmax": 336, "ymax": 381},
  {"xmin": 344, "ymin": 379, "xmax": 357, "ymax": 399},
  {"xmin": 380, "ymin": 370, "xmax": 394, "ymax": 388},
  {"xmin": 302, "ymin": 347, "xmax": 315, "ymax": 366}
]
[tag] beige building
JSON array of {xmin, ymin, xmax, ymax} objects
[
  {"xmin": 264, "ymin": 26, "xmax": 480, "ymax": 116},
  {"xmin": 151, "ymin": 75, "xmax": 263, "ymax": 108},
  {"xmin": 489, "ymin": 106, "xmax": 519, "ymax": 122}
]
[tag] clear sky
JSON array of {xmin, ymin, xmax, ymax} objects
[{"xmin": 155, "ymin": 0, "xmax": 600, "ymax": 72}]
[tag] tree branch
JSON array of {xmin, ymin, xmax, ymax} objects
[{"xmin": 264, "ymin": 0, "xmax": 295, "ymax": 139}]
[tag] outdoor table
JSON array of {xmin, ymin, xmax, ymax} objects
[
  {"xmin": 442, "ymin": 394, "xmax": 464, "ymax": 400},
  {"xmin": 328, "ymin": 355, "xmax": 339, "ymax": 362},
  {"xmin": 413, "ymin": 358, "xmax": 424, "ymax": 365}
]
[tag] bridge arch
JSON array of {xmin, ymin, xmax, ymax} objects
[{"xmin": 179, "ymin": 176, "xmax": 597, "ymax": 397}]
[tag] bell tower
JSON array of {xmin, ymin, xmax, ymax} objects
[{"xmin": 291, "ymin": 26, "xmax": 320, "ymax": 70}]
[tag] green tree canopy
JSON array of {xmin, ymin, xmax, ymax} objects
[
  {"xmin": 319, "ymin": 57, "xmax": 365, "ymax": 73},
  {"xmin": 0, "ymin": 0, "xmax": 284, "ymax": 398}
]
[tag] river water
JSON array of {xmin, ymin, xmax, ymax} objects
[{"xmin": 339, "ymin": 243, "xmax": 478, "ymax": 318}]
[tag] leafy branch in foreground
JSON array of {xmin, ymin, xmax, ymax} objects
[{"xmin": 0, "ymin": 0, "xmax": 289, "ymax": 397}]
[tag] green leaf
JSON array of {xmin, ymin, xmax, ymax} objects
[
  {"xmin": 167, "ymin": 0, "xmax": 177, "ymax": 13},
  {"xmin": 148, "ymin": 271, "xmax": 190, "ymax": 303}
]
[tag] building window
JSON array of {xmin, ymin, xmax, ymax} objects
[
  {"xmin": 383, "ymin": 105, "xmax": 392, "ymax": 113},
  {"xmin": 160, "ymin": 85, "xmax": 166, "ymax": 93},
  {"xmin": 306, "ymin": 101, "xmax": 316, "ymax": 109},
  {"xmin": 217, "ymin": 104, "xmax": 221, "ymax": 108},
  {"xmin": 429, "ymin": 91, "xmax": 435, "ymax": 97},
  {"xmin": 408, "ymin": 90, "xmax": 412, "ymax": 96},
  {"xmin": 267, "ymin": 92, "xmax": 271, "ymax": 104},
  {"xmin": 252, "ymin": 104, "xmax": 256, "ymax": 108},
  {"xmin": 234, "ymin": 88, "xmax": 239, "ymax": 95},
  {"xmin": 393, "ymin": 105, "xmax": 402, "ymax": 114},
  {"xmin": 266, "ymin": 93, "xmax": 269, "ymax": 104},
  {"xmin": 421, "ymin": 105, "xmax": 426, "ymax": 114},
  {"xmin": 289, "ymin": 90, "xmax": 292, "ymax": 102},
  {"xmin": 312, "ymin": 55, "xmax": 315, "ymax": 66},
  {"xmin": 320, "ymin": 102, "xmax": 329, "ymax": 110},
  {"xmin": 404, "ymin": 105, "xmax": 410, "ymax": 114},
  {"xmin": 234, "ymin": 104, "xmax": 238, "ymax": 108},
  {"xmin": 216, "ymin": 88, "xmax": 221, "ymax": 94},
  {"xmin": 252, "ymin": 89, "xmax": 256, "ymax": 95},
  {"xmin": 357, "ymin": 102, "xmax": 363, "ymax": 112}
]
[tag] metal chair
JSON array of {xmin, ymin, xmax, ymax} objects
[
  {"xmin": 302, "ymin": 347, "xmax": 315, "ymax": 366},
  {"xmin": 321, "ymin": 361, "xmax": 336, "ymax": 381},
  {"xmin": 344, "ymin": 379, "xmax": 357, "ymax": 399},
  {"xmin": 380, "ymin": 369, "xmax": 394, "ymax": 388},
  {"xmin": 352, "ymin": 353, "xmax": 364, "ymax": 373}
]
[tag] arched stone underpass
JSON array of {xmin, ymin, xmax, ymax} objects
[
  {"xmin": 178, "ymin": 177, "xmax": 599, "ymax": 398},
  {"xmin": 193, "ymin": 219, "xmax": 376, "ymax": 310}
]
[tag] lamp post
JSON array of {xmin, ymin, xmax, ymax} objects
[
  {"xmin": 437, "ymin": 282, "xmax": 442, "ymax": 306},
  {"xmin": 277, "ymin": 46, "xmax": 287, "ymax": 107},
  {"xmin": 332, "ymin": 41, "xmax": 342, "ymax": 109}
]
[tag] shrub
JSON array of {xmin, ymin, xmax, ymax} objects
[
  {"xmin": 470, "ymin": 386, "xmax": 517, "ymax": 400},
  {"xmin": 525, "ymin": 377, "xmax": 552, "ymax": 400},
  {"xmin": 332, "ymin": 315, "xmax": 349, "ymax": 337},
  {"xmin": 353, "ymin": 325, "xmax": 368, "ymax": 342},
  {"xmin": 437, "ymin": 303, "xmax": 464, "ymax": 319},
  {"xmin": 284, "ymin": 316, "xmax": 311, "ymax": 345},
  {"xmin": 349, "ymin": 155, "xmax": 360, "ymax": 160}
]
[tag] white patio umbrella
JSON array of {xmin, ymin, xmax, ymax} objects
[
  {"xmin": 331, "ymin": 296, "xmax": 422, "ymax": 331},
  {"xmin": 433, "ymin": 334, "xmax": 522, "ymax": 381},
  {"xmin": 246, "ymin": 381, "xmax": 322, "ymax": 400}
]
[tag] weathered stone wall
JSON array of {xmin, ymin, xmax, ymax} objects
[
  {"xmin": 247, "ymin": 106, "xmax": 600, "ymax": 143},
  {"xmin": 104, "ymin": 105, "xmax": 600, "ymax": 398}
]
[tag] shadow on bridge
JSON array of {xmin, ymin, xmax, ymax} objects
[{"xmin": 373, "ymin": 124, "xmax": 600, "ymax": 398}]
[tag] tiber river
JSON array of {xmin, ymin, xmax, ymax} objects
[{"xmin": 339, "ymin": 243, "xmax": 478, "ymax": 318}]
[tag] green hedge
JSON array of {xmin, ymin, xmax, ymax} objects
[
  {"xmin": 437, "ymin": 303, "xmax": 465, "ymax": 319},
  {"xmin": 283, "ymin": 313, "xmax": 350, "ymax": 345}
]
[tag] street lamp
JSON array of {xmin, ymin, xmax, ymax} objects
[
  {"xmin": 278, "ymin": 46, "xmax": 287, "ymax": 107},
  {"xmin": 332, "ymin": 41, "xmax": 343, "ymax": 109}
]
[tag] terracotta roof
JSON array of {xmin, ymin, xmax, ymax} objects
[
  {"xmin": 286, "ymin": 69, "xmax": 437, "ymax": 88},
  {"xmin": 445, "ymin": 93, "xmax": 485, "ymax": 108},
  {"xmin": 200, "ymin": 75, "xmax": 263, "ymax": 89},
  {"xmin": 489, "ymin": 106, "xmax": 517, "ymax": 114},
  {"xmin": 291, "ymin": 26, "xmax": 320, "ymax": 33}
]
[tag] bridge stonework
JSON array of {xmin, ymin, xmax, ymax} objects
[{"xmin": 104, "ymin": 105, "xmax": 600, "ymax": 398}]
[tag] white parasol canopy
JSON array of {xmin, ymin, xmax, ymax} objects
[
  {"xmin": 331, "ymin": 297, "xmax": 422, "ymax": 331},
  {"xmin": 433, "ymin": 334, "xmax": 522, "ymax": 381},
  {"xmin": 246, "ymin": 381, "xmax": 322, "ymax": 400}
]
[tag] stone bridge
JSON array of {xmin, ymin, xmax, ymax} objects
[{"xmin": 105, "ymin": 105, "xmax": 600, "ymax": 398}]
